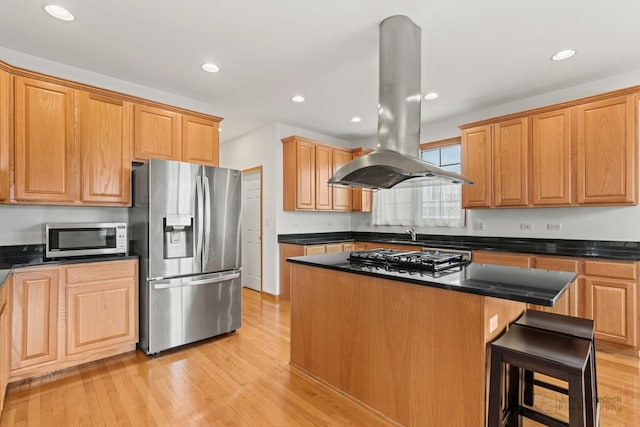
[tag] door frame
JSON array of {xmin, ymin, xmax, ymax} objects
[{"xmin": 242, "ymin": 166, "xmax": 263, "ymax": 292}]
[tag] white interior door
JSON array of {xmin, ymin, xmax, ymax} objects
[{"xmin": 242, "ymin": 168, "xmax": 262, "ymax": 291}]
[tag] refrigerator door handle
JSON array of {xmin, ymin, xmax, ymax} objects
[
  {"xmin": 203, "ymin": 175, "xmax": 212, "ymax": 265},
  {"xmin": 152, "ymin": 271, "xmax": 241, "ymax": 290},
  {"xmin": 195, "ymin": 176, "xmax": 204, "ymax": 261}
]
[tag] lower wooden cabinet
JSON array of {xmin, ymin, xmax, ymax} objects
[
  {"xmin": 10, "ymin": 267, "xmax": 61, "ymax": 371},
  {"xmin": 584, "ymin": 278, "xmax": 637, "ymax": 347},
  {"xmin": 0, "ymin": 279, "xmax": 10, "ymax": 413},
  {"xmin": 9, "ymin": 259, "xmax": 138, "ymax": 382}
]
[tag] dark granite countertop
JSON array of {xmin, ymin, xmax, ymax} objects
[
  {"xmin": 286, "ymin": 252, "xmax": 577, "ymax": 306},
  {"xmin": 0, "ymin": 244, "xmax": 137, "ymax": 288},
  {"xmin": 278, "ymin": 232, "xmax": 640, "ymax": 261}
]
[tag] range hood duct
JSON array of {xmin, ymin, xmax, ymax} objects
[{"xmin": 328, "ymin": 15, "xmax": 473, "ymax": 189}]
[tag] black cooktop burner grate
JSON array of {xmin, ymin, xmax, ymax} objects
[{"xmin": 348, "ymin": 248, "xmax": 470, "ymax": 277}]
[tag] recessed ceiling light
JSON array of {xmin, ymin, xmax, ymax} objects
[
  {"xmin": 201, "ymin": 63, "xmax": 220, "ymax": 73},
  {"xmin": 291, "ymin": 95, "xmax": 305, "ymax": 103},
  {"xmin": 551, "ymin": 49, "xmax": 576, "ymax": 61},
  {"xmin": 424, "ymin": 92, "xmax": 439, "ymax": 100},
  {"xmin": 350, "ymin": 116, "xmax": 362, "ymax": 123},
  {"xmin": 43, "ymin": 4, "xmax": 75, "ymax": 21}
]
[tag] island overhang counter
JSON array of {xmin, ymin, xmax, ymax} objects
[{"xmin": 287, "ymin": 252, "xmax": 577, "ymax": 427}]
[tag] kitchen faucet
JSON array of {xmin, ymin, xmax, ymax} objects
[{"xmin": 406, "ymin": 227, "xmax": 417, "ymax": 242}]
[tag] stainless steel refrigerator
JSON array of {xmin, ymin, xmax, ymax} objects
[{"xmin": 130, "ymin": 158, "xmax": 242, "ymax": 355}]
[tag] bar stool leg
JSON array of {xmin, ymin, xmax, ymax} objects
[
  {"xmin": 506, "ymin": 364, "xmax": 523, "ymax": 427},
  {"xmin": 488, "ymin": 351, "xmax": 505, "ymax": 427},
  {"xmin": 523, "ymin": 369, "xmax": 534, "ymax": 406},
  {"xmin": 584, "ymin": 349, "xmax": 597, "ymax": 427},
  {"xmin": 568, "ymin": 373, "xmax": 586, "ymax": 427}
]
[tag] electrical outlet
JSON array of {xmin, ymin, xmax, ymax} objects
[
  {"xmin": 473, "ymin": 222, "xmax": 485, "ymax": 231},
  {"xmin": 489, "ymin": 314, "xmax": 499, "ymax": 334},
  {"xmin": 547, "ymin": 223, "xmax": 562, "ymax": 231},
  {"xmin": 520, "ymin": 223, "xmax": 533, "ymax": 231}
]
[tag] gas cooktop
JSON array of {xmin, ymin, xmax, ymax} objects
[{"xmin": 348, "ymin": 248, "xmax": 471, "ymax": 277}]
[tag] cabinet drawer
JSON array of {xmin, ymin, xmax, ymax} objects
[
  {"xmin": 325, "ymin": 243, "xmax": 345, "ymax": 253},
  {"xmin": 584, "ymin": 260, "xmax": 636, "ymax": 280},
  {"xmin": 472, "ymin": 251, "xmax": 532, "ymax": 268},
  {"xmin": 304, "ymin": 245, "xmax": 326, "ymax": 256},
  {"xmin": 65, "ymin": 260, "xmax": 136, "ymax": 285},
  {"xmin": 535, "ymin": 256, "xmax": 578, "ymax": 272}
]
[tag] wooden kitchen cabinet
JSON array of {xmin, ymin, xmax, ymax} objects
[
  {"xmin": 0, "ymin": 70, "xmax": 11, "ymax": 203},
  {"xmin": 133, "ymin": 103, "xmax": 181, "ymax": 161},
  {"xmin": 531, "ymin": 256, "xmax": 580, "ymax": 316},
  {"xmin": 332, "ymin": 148, "xmax": 353, "ymax": 211},
  {"xmin": 493, "ymin": 118, "xmax": 529, "ymax": 207},
  {"xmin": 351, "ymin": 148, "xmax": 373, "ymax": 212},
  {"xmin": 14, "ymin": 76, "xmax": 75, "ymax": 203},
  {"xmin": 462, "ymin": 124, "xmax": 493, "ymax": 208},
  {"xmin": 531, "ymin": 108, "xmax": 573, "ymax": 206},
  {"xmin": 65, "ymin": 260, "xmax": 137, "ymax": 355},
  {"xmin": 0, "ymin": 278, "xmax": 10, "ymax": 413},
  {"xmin": 575, "ymin": 95, "xmax": 637, "ymax": 205},
  {"xmin": 315, "ymin": 144, "xmax": 333, "ymax": 210},
  {"xmin": 472, "ymin": 250, "xmax": 532, "ymax": 268},
  {"xmin": 283, "ymin": 136, "xmax": 316, "ymax": 210},
  {"xmin": 583, "ymin": 260, "xmax": 637, "ymax": 346},
  {"xmin": 78, "ymin": 91, "xmax": 131, "ymax": 205},
  {"xmin": 10, "ymin": 267, "xmax": 61, "ymax": 371},
  {"xmin": 182, "ymin": 114, "xmax": 220, "ymax": 166}
]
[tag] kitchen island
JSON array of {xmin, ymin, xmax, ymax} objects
[{"xmin": 287, "ymin": 252, "xmax": 576, "ymax": 427}]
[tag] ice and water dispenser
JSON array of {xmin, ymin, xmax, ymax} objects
[{"xmin": 163, "ymin": 214, "xmax": 194, "ymax": 259}]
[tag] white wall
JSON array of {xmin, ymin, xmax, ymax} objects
[
  {"xmin": 353, "ymin": 69, "xmax": 640, "ymax": 242},
  {"xmin": 220, "ymin": 122, "xmax": 352, "ymax": 295},
  {"xmin": 0, "ymin": 205, "xmax": 127, "ymax": 245}
]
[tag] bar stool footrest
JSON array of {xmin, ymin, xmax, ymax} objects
[
  {"xmin": 519, "ymin": 407, "xmax": 569, "ymax": 427},
  {"xmin": 533, "ymin": 379, "xmax": 569, "ymax": 395}
]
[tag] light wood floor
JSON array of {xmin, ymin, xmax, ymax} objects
[{"xmin": 1, "ymin": 288, "xmax": 639, "ymax": 426}]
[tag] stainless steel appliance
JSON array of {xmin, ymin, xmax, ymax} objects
[
  {"xmin": 130, "ymin": 159, "xmax": 242, "ymax": 355},
  {"xmin": 348, "ymin": 248, "xmax": 471, "ymax": 277},
  {"xmin": 45, "ymin": 222, "xmax": 127, "ymax": 258}
]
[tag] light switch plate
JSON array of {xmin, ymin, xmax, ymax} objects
[{"xmin": 489, "ymin": 314, "xmax": 499, "ymax": 334}]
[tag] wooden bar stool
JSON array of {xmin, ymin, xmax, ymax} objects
[
  {"xmin": 488, "ymin": 324, "xmax": 596, "ymax": 427},
  {"xmin": 514, "ymin": 310, "xmax": 598, "ymax": 419}
]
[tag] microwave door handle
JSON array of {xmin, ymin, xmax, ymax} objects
[
  {"xmin": 195, "ymin": 176, "xmax": 204, "ymax": 261},
  {"xmin": 203, "ymin": 175, "xmax": 211, "ymax": 265}
]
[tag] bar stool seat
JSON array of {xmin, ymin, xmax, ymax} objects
[
  {"xmin": 514, "ymin": 310, "xmax": 598, "ymax": 414},
  {"xmin": 488, "ymin": 324, "xmax": 596, "ymax": 427}
]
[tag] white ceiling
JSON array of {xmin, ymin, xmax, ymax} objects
[{"xmin": 2, "ymin": 1, "xmax": 640, "ymax": 143}]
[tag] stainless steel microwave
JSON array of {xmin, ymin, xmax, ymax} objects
[{"xmin": 45, "ymin": 223, "xmax": 128, "ymax": 258}]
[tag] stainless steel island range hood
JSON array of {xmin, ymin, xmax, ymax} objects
[{"xmin": 328, "ymin": 15, "xmax": 473, "ymax": 189}]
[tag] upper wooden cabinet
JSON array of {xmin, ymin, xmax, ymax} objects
[
  {"xmin": 493, "ymin": 118, "xmax": 529, "ymax": 207},
  {"xmin": 332, "ymin": 148, "xmax": 353, "ymax": 211},
  {"xmin": 78, "ymin": 91, "xmax": 131, "ymax": 205},
  {"xmin": 575, "ymin": 95, "xmax": 637, "ymax": 205},
  {"xmin": 282, "ymin": 135, "xmax": 358, "ymax": 212},
  {"xmin": 0, "ymin": 70, "xmax": 11, "ymax": 202},
  {"xmin": 182, "ymin": 114, "xmax": 219, "ymax": 166},
  {"xmin": 460, "ymin": 88, "xmax": 639, "ymax": 208},
  {"xmin": 133, "ymin": 104, "xmax": 181, "ymax": 161},
  {"xmin": 14, "ymin": 76, "xmax": 75, "ymax": 203},
  {"xmin": 531, "ymin": 108, "xmax": 572, "ymax": 206},
  {"xmin": 462, "ymin": 125, "xmax": 493, "ymax": 208},
  {"xmin": 351, "ymin": 148, "xmax": 373, "ymax": 212}
]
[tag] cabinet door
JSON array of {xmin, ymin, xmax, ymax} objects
[
  {"xmin": 462, "ymin": 125, "xmax": 492, "ymax": 207},
  {"xmin": 182, "ymin": 114, "xmax": 219, "ymax": 166},
  {"xmin": 133, "ymin": 104, "xmax": 181, "ymax": 161},
  {"xmin": 0, "ymin": 70, "xmax": 11, "ymax": 202},
  {"xmin": 332, "ymin": 148, "xmax": 353, "ymax": 211},
  {"xmin": 493, "ymin": 118, "xmax": 529, "ymax": 207},
  {"xmin": 0, "ymin": 278, "xmax": 9, "ymax": 411},
  {"xmin": 11, "ymin": 268, "xmax": 60, "ymax": 370},
  {"xmin": 315, "ymin": 145, "xmax": 333, "ymax": 211},
  {"xmin": 584, "ymin": 278, "xmax": 636, "ymax": 346},
  {"xmin": 531, "ymin": 108, "xmax": 572, "ymax": 206},
  {"xmin": 295, "ymin": 139, "xmax": 316, "ymax": 210},
  {"xmin": 472, "ymin": 251, "xmax": 532, "ymax": 268},
  {"xmin": 351, "ymin": 148, "xmax": 372, "ymax": 212},
  {"xmin": 576, "ymin": 95, "xmax": 637, "ymax": 205},
  {"xmin": 14, "ymin": 77, "xmax": 75, "ymax": 202},
  {"xmin": 78, "ymin": 91, "xmax": 131, "ymax": 205},
  {"xmin": 279, "ymin": 244, "xmax": 305, "ymax": 300}
]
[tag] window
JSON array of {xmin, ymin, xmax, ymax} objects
[{"xmin": 372, "ymin": 140, "xmax": 465, "ymax": 227}]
